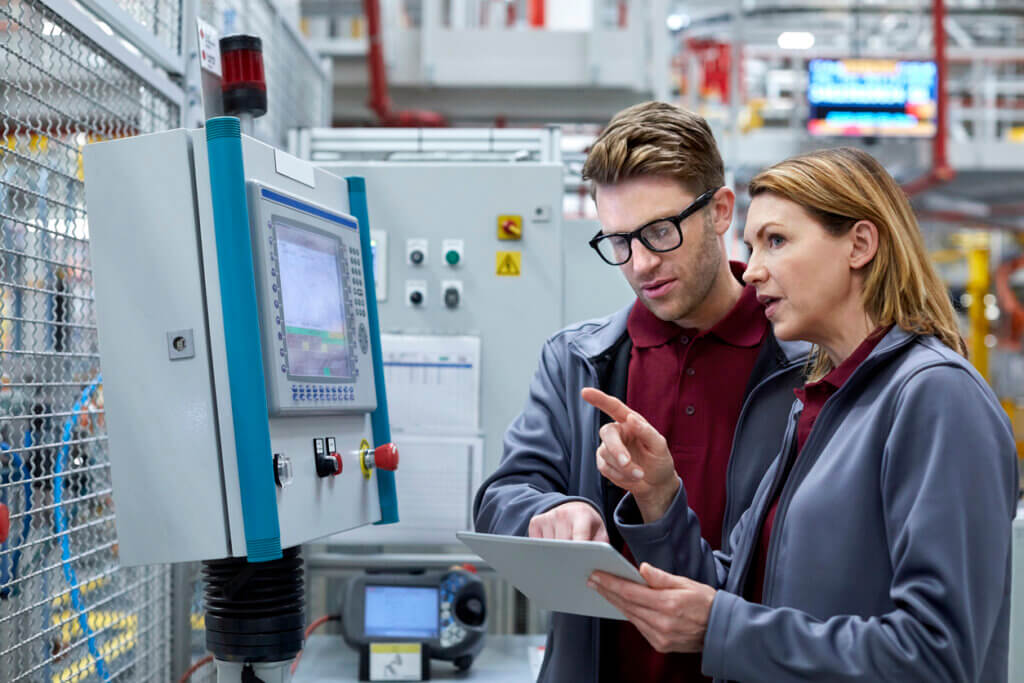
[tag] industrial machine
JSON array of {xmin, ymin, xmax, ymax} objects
[{"xmin": 82, "ymin": 117, "xmax": 399, "ymax": 681}]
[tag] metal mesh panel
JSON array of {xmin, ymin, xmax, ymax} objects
[
  {"xmin": 201, "ymin": 0, "xmax": 328, "ymax": 146},
  {"xmin": 0, "ymin": 1, "xmax": 180, "ymax": 680},
  {"xmin": 109, "ymin": 0, "xmax": 183, "ymax": 55}
]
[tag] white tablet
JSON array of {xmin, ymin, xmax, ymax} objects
[{"xmin": 456, "ymin": 531, "xmax": 646, "ymax": 620}]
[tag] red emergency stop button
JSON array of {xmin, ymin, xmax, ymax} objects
[
  {"xmin": 373, "ymin": 443, "xmax": 399, "ymax": 471},
  {"xmin": 0, "ymin": 503, "xmax": 9, "ymax": 544}
]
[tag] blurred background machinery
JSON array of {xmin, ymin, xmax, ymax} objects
[{"xmin": 1, "ymin": 0, "xmax": 1023, "ymax": 681}]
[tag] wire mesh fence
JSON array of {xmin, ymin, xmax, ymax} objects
[
  {"xmin": 108, "ymin": 0, "xmax": 183, "ymax": 55},
  {"xmin": 199, "ymin": 0, "xmax": 329, "ymax": 146},
  {"xmin": 0, "ymin": 0, "xmax": 180, "ymax": 680}
]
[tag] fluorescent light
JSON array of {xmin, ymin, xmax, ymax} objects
[
  {"xmin": 666, "ymin": 14, "xmax": 690, "ymax": 31},
  {"xmin": 778, "ymin": 31, "xmax": 815, "ymax": 50}
]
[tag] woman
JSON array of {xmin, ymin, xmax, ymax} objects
[{"xmin": 582, "ymin": 147, "xmax": 1018, "ymax": 682}]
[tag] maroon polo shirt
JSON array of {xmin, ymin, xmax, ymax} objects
[
  {"xmin": 747, "ymin": 327, "xmax": 889, "ymax": 604},
  {"xmin": 606, "ymin": 262, "xmax": 768, "ymax": 683}
]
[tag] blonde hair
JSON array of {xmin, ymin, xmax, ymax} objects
[
  {"xmin": 582, "ymin": 101, "xmax": 724, "ymax": 196},
  {"xmin": 748, "ymin": 147, "xmax": 966, "ymax": 381}
]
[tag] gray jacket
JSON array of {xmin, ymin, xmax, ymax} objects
[
  {"xmin": 473, "ymin": 303, "xmax": 808, "ymax": 682},
  {"xmin": 616, "ymin": 327, "xmax": 1019, "ymax": 682}
]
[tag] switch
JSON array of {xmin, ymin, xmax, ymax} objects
[
  {"xmin": 442, "ymin": 239, "xmax": 464, "ymax": 267},
  {"xmin": 497, "ymin": 215, "xmax": 523, "ymax": 240},
  {"xmin": 442, "ymin": 280, "xmax": 463, "ymax": 309},
  {"xmin": 273, "ymin": 453, "xmax": 293, "ymax": 487},
  {"xmin": 406, "ymin": 280, "xmax": 427, "ymax": 307},
  {"xmin": 358, "ymin": 442, "xmax": 400, "ymax": 479},
  {"xmin": 373, "ymin": 443, "xmax": 400, "ymax": 471},
  {"xmin": 407, "ymin": 238, "xmax": 428, "ymax": 266},
  {"xmin": 314, "ymin": 436, "xmax": 341, "ymax": 477}
]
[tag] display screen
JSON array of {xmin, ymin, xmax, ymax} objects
[
  {"xmin": 807, "ymin": 59, "xmax": 937, "ymax": 137},
  {"xmin": 275, "ymin": 218, "xmax": 353, "ymax": 380},
  {"xmin": 364, "ymin": 586, "xmax": 439, "ymax": 639}
]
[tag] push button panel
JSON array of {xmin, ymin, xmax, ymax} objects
[{"xmin": 290, "ymin": 383, "xmax": 358, "ymax": 403}]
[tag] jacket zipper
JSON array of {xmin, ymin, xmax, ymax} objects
[
  {"xmin": 760, "ymin": 334, "xmax": 916, "ymax": 605},
  {"xmin": 729, "ymin": 403, "xmax": 801, "ymax": 597},
  {"xmin": 721, "ymin": 357, "xmax": 805, "ymax": 544}
]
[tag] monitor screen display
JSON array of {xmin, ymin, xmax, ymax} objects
[
  {"xmin": 807, "ymin": 59, "xmax": 937, "ymax": 137},
  {"xmin": 364, "ymin": 586, "xmax": 439, "ymax": 639},
  {"xmin": 275, "ymin": 218, "xmax": 353, "ymax": 380}
]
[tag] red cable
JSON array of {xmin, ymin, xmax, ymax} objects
[
  {"xmin": 290, "ymin": 615, "xmax": 342, "ymax": 675},
  {"xmin": 996, "ymin": 254, "xmax": 1024, "ymax": 343},
  {"xmin": 178, "ymin": 654, "xmax": 213, "ymax": 683}
]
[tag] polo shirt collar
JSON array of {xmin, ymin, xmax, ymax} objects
[
  {"xmin": 814, "ymin": 325, "xmax": 893, "ymax": 391},
  {"xmin": 627, "ymin": 261, "xmax": 766, "ymax": 349}
]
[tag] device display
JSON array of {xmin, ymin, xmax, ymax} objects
[
  {"xmin": 364, "ymin": 585, "xmax": 439, "ymax": 639},
  {"xmin": 807, "ymin": 59, "xmax": 937, "ymax": 138},
  {"xmin": 276, "ymin": 218, "xmax": 354, "ymax": 380},
  {"xmin": 343, "ymin": 569, "xmax": 486, "ymax": 671}
]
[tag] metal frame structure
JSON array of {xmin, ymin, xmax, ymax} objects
[{"xmin": 0, "ymin": 0, "xmax": 182, "ymax": 679}]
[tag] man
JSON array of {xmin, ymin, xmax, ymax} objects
[{"xmin": 473, "ymin": 101, "xmax": 807, "ymax": 682}]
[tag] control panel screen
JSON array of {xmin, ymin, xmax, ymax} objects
[
  {"xmin": 364, "ymin": 586, "xmax": 439, "ymax": 639},
  {"xmin": 275, "ymin": 218, "xmax": 354, "ymax": 380}
]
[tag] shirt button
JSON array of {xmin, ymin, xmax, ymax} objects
[
  {"xmin": 685, "ymin": 405, "xmax": 696, "ymax": 416},
  {"xmin": 680, "ymin": 336, "xmax": 690, "ymax": 344},
  {"xmin": 686, "ymin": 368, "xmax": 695, "ymax": 376}
]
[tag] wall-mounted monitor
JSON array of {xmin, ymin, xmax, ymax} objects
[{"xmin": 807, "ymin": 59, "xmax": 937, "ymax": 138}]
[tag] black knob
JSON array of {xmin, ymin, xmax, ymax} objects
[
  {"xmin": 454, "ymin": 595, "xmax": 485, "ymax": 627},
  {"xmin": 444, "ymin": 287, "xmax": 460, "ymax": 309},
  {"xmin": 409, "ymin": 290, "xmax": 424, "ymax": 305},
  {"xmin": 409, "ymin": 249, "xmax": 424, "ymax": 265}
]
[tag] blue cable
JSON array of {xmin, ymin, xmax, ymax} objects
[
  {"xmin": 0, "ymin": 439, "xmax": 33, "ymax": 599},
  {"xmin": 54, "ymin": 375, "xmax": 109, "ymax": 681}
]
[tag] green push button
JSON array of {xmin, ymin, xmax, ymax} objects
[{"xmin": 445, "ymin": 249, "xmax": 461, "ymax": 266}]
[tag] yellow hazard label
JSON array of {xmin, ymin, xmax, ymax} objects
[
  {"xmin": 496, "ymin": 251, "xmax": 522, "ymax": 276},
  {"xmin": 370, "ymin": 642, "xmax": 423, "ymax": 655}
]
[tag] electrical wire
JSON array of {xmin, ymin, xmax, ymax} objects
[
  {"xmin": 0, "ymin": 439, "xmax": 33, "ymax": 598},
  {"xmin": 54, "ymin": 375, "xmax": 109, "ymax": 681},
  {"xmin": 289, "ymin": 614, "xmax": 341, "ymax": 675},
  {"xmin": 177, "ymin": 653, "xmax": 214, "ymax": 683}
]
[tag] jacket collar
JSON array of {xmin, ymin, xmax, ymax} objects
[
  {"xmin": 568, "ymin": 300, "xmax": 811, "ymax": 369},
  {"xmin": 568, "ymin": 303, "xmax": 633, "ymax": 361}
]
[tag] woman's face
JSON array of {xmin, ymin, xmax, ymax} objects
[{"xmin": 742, "ymin": 194, "xmax": 862, "ymax": 347}]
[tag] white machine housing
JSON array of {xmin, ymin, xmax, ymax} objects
[{"xmin": 83, "ymin": 129, "xmax": 384, "ymax": 566}]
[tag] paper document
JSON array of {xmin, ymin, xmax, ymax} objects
[
  {"xmin": 456, "ymin": 531, "xmax": 646, "ymax": 620},
  {"xmin": 381, "ymin": 334, "xmax": 480, "ymax": 433}
]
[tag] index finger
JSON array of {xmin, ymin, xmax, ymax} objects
[{"xmin": 581, "ymin": 387, "xmax": 635, "ymax": 424}]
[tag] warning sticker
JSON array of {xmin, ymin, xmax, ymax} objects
[{"xmin": 496, "ymin": 251, "xmax": 522, "ymax": 277}]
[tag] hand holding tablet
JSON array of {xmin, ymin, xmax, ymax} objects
[{"xmin": 456, "ymin": 531, "xmax": 646, "ymax": 620}]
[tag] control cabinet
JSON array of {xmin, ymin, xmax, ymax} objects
[{"xmin": 83, "ymin": 122, "xmax": 397, "ymax": 565}]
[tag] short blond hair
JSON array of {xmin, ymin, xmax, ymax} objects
[
  {"xmin": 582, "ymin": 101, "xmax": 724, "ymax": 196},
  {"xmin": 749, "ymin": 147, "xmax": 966, "ymax": 381}
]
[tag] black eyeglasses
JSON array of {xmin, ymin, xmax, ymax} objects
[{"xmin": 589, "ymin": 187, "xmax": 719, "ymax": 266}]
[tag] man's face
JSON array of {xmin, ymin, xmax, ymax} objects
[{"xmin": 594, "ymin": 176, "xmax": 722, "ymax": 324}]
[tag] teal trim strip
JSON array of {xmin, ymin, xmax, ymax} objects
[
  {"xmin": 346, "ymin": 176, "xmax": 398, "ymax": 524},
  {"xmin": 205, "ymin": 117, "xmax": 282, "ymax": 562}
]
